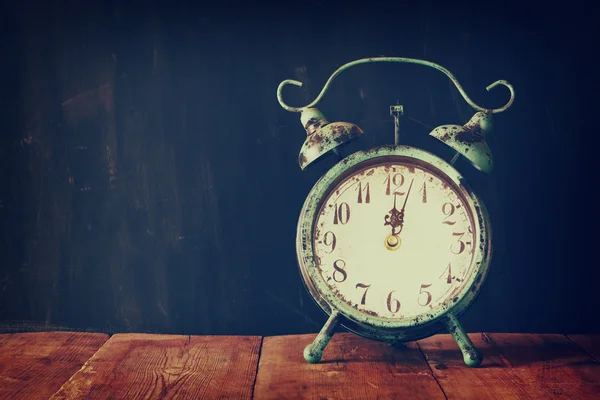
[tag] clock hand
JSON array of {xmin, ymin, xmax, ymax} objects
[
  {"xmin": 384, "ymin": 178, "xmax": 414, "ymax": 236},
  {"xmin": 399, "ymin": 179, "xmax": 414, "ymax": 214},
  {"xmin": 395, "ymin": 179, "xmax": 414, "ymax": 234}
]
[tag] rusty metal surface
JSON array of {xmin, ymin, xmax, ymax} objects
[
  {"xmin": 430, "ymin": 112, "xmax": 495, "ymax": 173},
  {"xmin": 390, "ymin": 104, "xmax": 404, "ymax": 146},
  {"xmin": 296, "ymin": 145, "xmax": 492, "ymax": 343},
  {"xmin": 298, "ymin": 120, "xmax": 364, "ymax": 170},
  {"xmin": 300, "ymin": 108, "xmax": 329, "ymax": 135}
]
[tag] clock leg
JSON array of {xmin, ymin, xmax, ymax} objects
[
  {"xmin": 444, "ymin": 312, "xmax": 483, "ymax": 367},
  {"xmin": 303, "ymin": 310, "xmax": 340, "ymax": 363}
]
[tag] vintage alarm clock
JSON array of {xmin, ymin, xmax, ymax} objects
[{"xmin": 277, "ymin": 57, "xmax": 514, "ymax": 367}]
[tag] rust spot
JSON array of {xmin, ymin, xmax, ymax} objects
[
  {"xmin": 440, "ymin": 133, "xmax": 452, "ymax": 142},
  {"xmin": 299, "ymin": 153, "xmax": 308, "ymax": 167},
  {"xmin": 360, "ymin": 309, "xmax": 379, "ymax": 317},
  {"xmin": 308, "ymin": 131, "xmax": 324, "ymax": 145},
  {"xmin": 455, "ymin": 124, "xmax": 484, "ymax": 143},
  {"xmin": 435, "ymin": 364, "xmax": 448, "ymax": 370},
  {"xmin": 305, "ymin": 117, "xmax": 321, "ymax": 127}
]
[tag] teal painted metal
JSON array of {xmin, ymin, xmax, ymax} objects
[
  {"xmin": 296, "ymin": 146, "xmax": 492, "ymax": 346},
  {"xmin": 278, "ymin": 56, "xmax": 514, "ymax": 172},
  {"xmin": 445, "ymin": 312, "xmax": 483, "ymax": 367},
  {"xmin": 298, "ymin": 108, "xmax": 363, "ymax": 170},
  {"xmin": 278, "ymin": 57, "xmax": 515, "ymax": 366},
  {"xmin": 430, "ymin": 111, "xmax": 495, "ymax": 174},
  {"xmin": 303, "ymin": 310, "xmax": 340, "ymax": 363},
  {"xmin": 277, "ymin": 57, "xmax": 515, "ymax": 115}
]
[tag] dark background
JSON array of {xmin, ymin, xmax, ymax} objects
[{"xmin": 0, "ymin": 0, "xmax": 597, "ymax": 336}]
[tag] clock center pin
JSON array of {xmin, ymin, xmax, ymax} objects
[{"xmin": 385, "ymin": 234, "xmax": 401, "ymax": 250}]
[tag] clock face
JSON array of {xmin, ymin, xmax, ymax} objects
[{"xmin": 312, "ymin": 161, "xmax": 476, "ymax": 320}]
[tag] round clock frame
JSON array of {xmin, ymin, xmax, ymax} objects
[{"xmin": 297, "ymin": 145, "xmax": 492, "ymax": 366}]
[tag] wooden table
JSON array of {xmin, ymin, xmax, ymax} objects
[{"xmin": 0, "ymin": 332, "xmax": 598, "ymax": 399}]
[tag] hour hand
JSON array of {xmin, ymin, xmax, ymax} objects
[
  {"xmin": 383, "ymin": 179, "xmax": 414, "ymax": 235},
  {"xmin": 384, "ymin": 207, "xmax": 404, "ymax": 235}
]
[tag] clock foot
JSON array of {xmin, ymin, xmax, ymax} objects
[
  {"xmin": 445, "ymin": 312, "xmax": 483, "ymax": 368},
  {"xmin": 303, "ymin": 310, "xmax": 340, "ymax": 363}
]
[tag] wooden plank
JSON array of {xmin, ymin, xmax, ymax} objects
[
  {"xmin": 418, "ymin": 333, "xmax": 600, "ymax": 399},
  {"xmin": 50, "ymin": 334, "xmax": 261, "ymax": 399},
  {"xmin": 0, "ymin": 332, "xmax": 108, "ymax": 400},
  {"xmin": 254, "ymin": 332, "xmax": 446, "ymax": 399},
  {"xmin": 568, "ymin": 335, "xmax": 600, "ymax": 361}
]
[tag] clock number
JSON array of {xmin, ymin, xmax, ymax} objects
[
  {"xmin": 387, "ymin": 291, "xmax": 401, "ymax": 313},
  {"xmin": 323, "ymin": 231, "xmax": 337, "ymax": 253},
  {"xmin": 418, "ymin": 284, "xmax": 432, "ymax": 306},
  {"xmin": 333, "ymin": 202, "xmax": 350, "ymax": 225},
  {"xmin": 332, "ymin": 259, "xmax": 347, "ymax": 283},
  {"xmin": 440, "ymin": 263, "xmax": 456, "ymax": 284},
  {"xmin": 451, "ymin": 231, "xmax": 471, "ymax": 255},
  {"xmin": 451, "ymin": 225, "xmax": 473, "ymax": 254},
  {"xmin": 356, "ymin": 182, "xmax": 371, "ymax": 204},
  {"xmin": 441, "ymin": 203, "xmax": 456, "ymax": 225},
  {"xmin": 323, "ymin": 231, "xmax": 337, "ymax": 254},
  {"xmin": 419, "ymin": 182, "xmax": 427, "ymax": 203},
  {"xmin": 384, "ymin": 173, "xmax": 405, "ymax": 196},
  {"xmin": 355, "ymin": 283, "xmax": 371, "ymax": 305}
]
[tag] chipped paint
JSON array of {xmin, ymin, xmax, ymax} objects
[
  {"xmin": 429, "ymin": 112, "xmax": 494, "ymax": 173},
  {"xmin": 297, "ymin": 108, "xmax": 363, "ymax": 170}
]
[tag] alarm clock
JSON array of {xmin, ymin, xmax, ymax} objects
[{"xmin": 277, "ymin": 57, "xmax": 514, "ymax": 367}]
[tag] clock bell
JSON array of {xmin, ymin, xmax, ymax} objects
[{"xmin": 297, "ymin": 107, "xmax": 363, "ymax": 170}]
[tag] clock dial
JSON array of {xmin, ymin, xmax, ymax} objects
[{"xmin": 313, "ymin": 162, "xmax": 476, "ymax": 320}]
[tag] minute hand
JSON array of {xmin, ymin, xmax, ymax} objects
[{"xmin": 400, "ymin": 178, "xmax": 415, "ymax": 223}]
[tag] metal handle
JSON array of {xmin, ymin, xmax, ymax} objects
[{"xmin": 277, "ymin": 57, "xmax": 514, "ymax": 114}]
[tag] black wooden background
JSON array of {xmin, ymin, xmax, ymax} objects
[{"xmin": 0, "ymin": 0, "xmax": 597, "ymax": 335}]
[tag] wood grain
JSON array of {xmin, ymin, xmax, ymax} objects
[
  {"xmin": 0, "ymin": 332, "xmax": 108, "ymax": 400},
  {"xmin": 568, "ymin": 335, "xmax": 600, "ymax": 361},
  {"xmin": 254, "ymin": 332, "xmax": 445, "ymax": 399},
  {"xmin": 418, "ymin": 333, "xmax": 600, "ymax": 399},
  {"xmin": 50, "ymin": 334, "xmax": 261, "ymax": 400}
]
